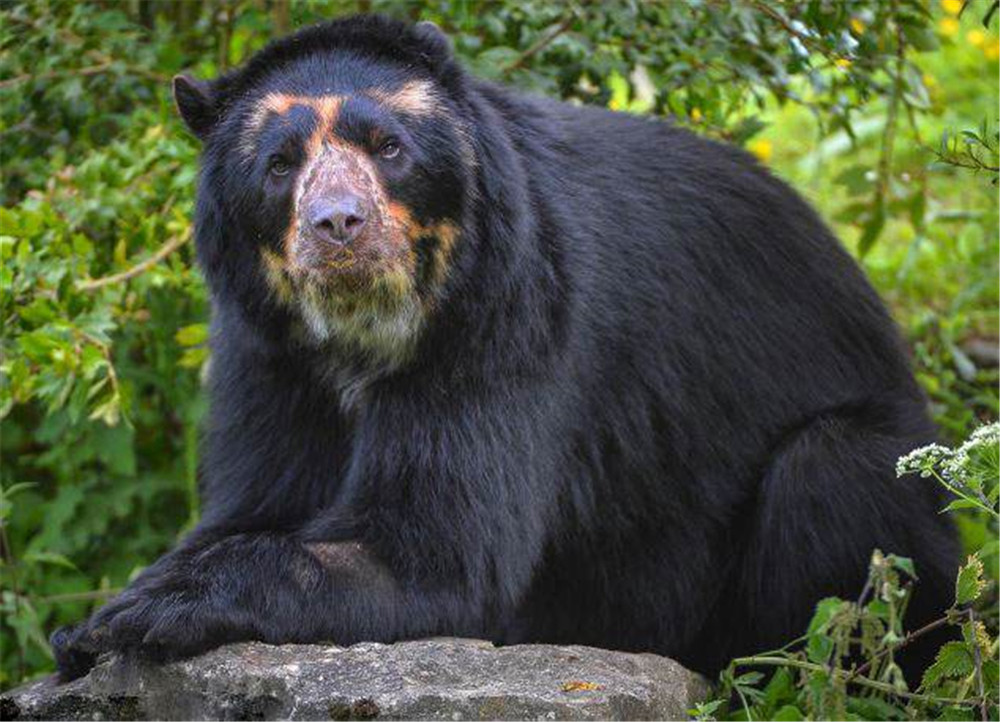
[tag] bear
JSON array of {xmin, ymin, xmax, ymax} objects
[{"xmin": 52, "ymin": 14, "xmax": 958, "ymax": 683}]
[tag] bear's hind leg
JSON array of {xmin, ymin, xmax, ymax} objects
[{"xmin": 686, "ymin": 400, "xmax": 958, "ymax": 682}]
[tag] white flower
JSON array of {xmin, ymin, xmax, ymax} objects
[{"xmin": 895, "ymin": 443, "xmax": 950, "ymax": 478}]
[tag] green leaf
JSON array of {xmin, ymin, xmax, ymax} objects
[
  {"xmin": 944, "ymin": 499, "xmax": 985, "ymax": 513},
  {"xmin": 22, "ymin": 551, "xmax": 78, "ymax": 570},
  {"xmin": 689, "ymin": 699, "xmax": 724, "ymax": 720},
  {"xmin": 175, "ymin": 323, "xmax": 208, "ymax": 347},
  {"xmin": 846, "ymin": 695, "xmax": 908, "ymax": 720},
  {"xmin": 889, "ymin": 555, "xmax": 917, "ymax": 580},
  {"xmin": 955, "ymin": 555, "xmax": 986, "ymax": 605},
  {"xmin": 733, "ymin": 671, "xmax": 765, "ymax": 687},
  {"xmin": 762, "ymin": 667, "xmax": 796, "ymax": 710},
  {"xmin": 922, "ymin": 641, "xmax": 975, "ymax": 688},
  {"xmin": 606, "ymin": 70, "xmax": 630, "ymax": 111},
  {"xmin": 806, "ymin": 597, "xmax": 844, "ymax": 663},
  {"xmin": 0, "ymin": 482, "xmax": 37, "ymax": 500},
  {"xmin": 834, "ymin": 165, "xmax": 872, "ymax": 196},
  {"xmin": 857, "ymin": 200, "xmax": 886, "ymax": 257},
  {"xmin": 901, "ymin": 24, "xmax": 939, "ymax": 52},
  {"xmin": 772, "ymin": 705, "xmax": 804, "ymax": 721}
]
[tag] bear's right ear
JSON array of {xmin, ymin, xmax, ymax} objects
[
  {"xmin": 412, "ymin": 21, "xmax": 453, "ymax": 67},
  {"xmin": 173, "ymin": 74, "xmax": 218, "ymax": 141}
]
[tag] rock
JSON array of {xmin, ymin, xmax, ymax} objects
[{"xmin": 1, "ymin": 638, "xmax": 706, "ymax": 721}]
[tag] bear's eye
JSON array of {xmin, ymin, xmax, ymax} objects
[
  {"xmin": 268, "ymin": 155, "xmax": 291, "ymax": 177},
  {"xmin": 378, "ymin": 139, "xmax": 401, "ymax": 160}
]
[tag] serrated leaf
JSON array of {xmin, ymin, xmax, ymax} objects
[
  {"xmin": 921, "ymin": 641, "xmax": 974, "ymax": 688},
  {"xmin": 805, "ymin": 597, "xmax": 845, "ymax": 663},
  {"xmin": 955, "ymin": 555, "xmax": 986, "ymax": 605}
]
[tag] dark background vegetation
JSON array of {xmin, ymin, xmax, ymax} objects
[{"xmin": 1, "ymin": 0, "xmax": 997, "ymax": 717}]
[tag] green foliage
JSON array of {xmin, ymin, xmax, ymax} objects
[
  {"xmin": 695, "ymin": 425, "xmax": 1000, "ymax": 721},
  {"xmin": 0, "ymin": 0, "xmax": 996, "ymax": 700}
]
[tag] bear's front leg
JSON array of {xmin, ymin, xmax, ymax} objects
[
  {"xmin": 52, "ymin": 533, "xmax": 333, "ymax": 679},
  {"xmin": 53, "ymin": 389, "xmax": 564, "ymax": 681}
]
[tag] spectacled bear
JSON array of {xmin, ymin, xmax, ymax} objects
[{"xmin": 53, "ymin": 14, "xmax": 958, "ymax": 683}]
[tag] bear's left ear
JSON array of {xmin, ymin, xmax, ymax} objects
[
  {"xmin": 173, "ymin": 74, "xmax": 218, "ymax": 141},
  {"xmin": 412, "ymin": 21, "xmax": 453, "ymax": 66}
]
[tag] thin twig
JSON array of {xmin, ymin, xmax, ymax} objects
[
  {"xmin": 76, "ymin": 229, "xmax": 191, "ymax": 291},
  {"xmin": 503, "ymin": 13, "xmax": 576, "ymax": 74},
  {"xmin": 0, "ymin": 62, "xmax": 113, "ymax": 90},
  {"xmin": 867, "ymin": 0, "xmax": 906, "ymax": 248},
  {"xmin": 744, "ymin": 0, "xmax": 826, "ymax": 54},
  {"xmin": 985, "ymin": 1, "xmax": 999, "ymax": 26},
  {"xmin": 968, "ymin": 608, "xmax": 988, "ymax": 722},
  {"xmin": 6, "ymin": 13, "xmax": 168, "ymax": 85},
  {"xmin": 0, "ymin": 520, "xmax": 25, "ymax": 678},
  {"xmin": 731, "ymin": 655, "xmax": 971, "ymax": 706},
  {"xmin": 848, "ymin": 614, "xmax": 951, "ymax": 680}
]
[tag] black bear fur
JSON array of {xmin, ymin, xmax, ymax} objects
[{"xmin": 53, "ymin": 14, "xmax": 958, "ymax": 683}]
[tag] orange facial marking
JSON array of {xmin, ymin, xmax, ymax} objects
[
  {"xmin": 387, "ymin": 200, "xmax": 462, "ymax": 291},
  {"xmin": 242, "ymin": 93, "xmax": 344, "ymax": 161},
  {"xmin": 387, "ymin": 201, "xmax": 416, "ymax": 229},
  {"xmin": 303, "ymin": 96, "xmax": 344, "ymax": 158},
  {"xmin": 422, "ymin": 221, "xmax": 461, "ymax": 289}
]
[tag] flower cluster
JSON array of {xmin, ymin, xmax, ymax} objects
[{"xmin": 897, "ymin": 423, "xmax": 1000, "ymax": 519}]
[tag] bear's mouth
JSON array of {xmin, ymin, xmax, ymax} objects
[
  {"xmin": 292, "ymin": 264, "xmax": 426, "ymax": 358},
  {"xmin": 287, "ymin": 237, "xmax": 414, "ymax": 296}
]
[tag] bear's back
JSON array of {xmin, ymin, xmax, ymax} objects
[{"xmin": 477, "ymin": 84, "xmax": 925, "ymax": 467}]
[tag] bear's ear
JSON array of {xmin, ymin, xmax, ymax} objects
[
  {"xmin": 412, "ymin": 21, "xmax": 453, "ymax": 66},
  {"xmin": 173, "ymin": 74, "xmax": 218, "ymax": 141}
]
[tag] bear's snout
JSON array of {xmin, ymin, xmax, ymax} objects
[{"xmin": 304, "ymin": 194, "xmax": 370, "ymax": 248}]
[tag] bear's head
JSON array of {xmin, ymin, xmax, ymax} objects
[{"xmin": 174, "ymin": 16, "xmax": 477, "ymax": 363}]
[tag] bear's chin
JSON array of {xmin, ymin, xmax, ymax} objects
[{"xmin": 291, "ymin": 268, "xmax": 425, "ymax": 363}]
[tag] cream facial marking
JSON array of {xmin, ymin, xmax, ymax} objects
[
  {"xmin": 364, "ymin": 80, "xmax": 444, "ymax": 118},
  {"xmin": 242, "ymin": 83, "xmax": 443, "ymax": 160}
]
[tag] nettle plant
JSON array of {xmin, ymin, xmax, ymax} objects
[{"xmin": 693, "ymin": 423, "xmax": 999, "ymax": 721}]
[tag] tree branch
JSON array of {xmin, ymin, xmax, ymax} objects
[
  {"xmin": 0, "ymin": 62, "xmax": 113, "ymax": 90},
  {"xmin": 76, "ymin": 230, "xmax": 191, "ymax": 292},
  {"xmin": 968, "ymin": 608, "xmax": 989, "ymax": 722},
  {"xmin": 731, "ymin": 655, "xmax": 972, "ymax": 707},
  {"xmin": 848, "ymin": 614, "xmax": 950, "ymax": 680},
  {"xmin": 503, "ymin": 13, "xmax": 576, "ymax": 74}
]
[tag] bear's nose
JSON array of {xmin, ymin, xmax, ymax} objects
[{"xmin": 306, "ymin": 195, "xmax": 368, "ymax": 246}]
